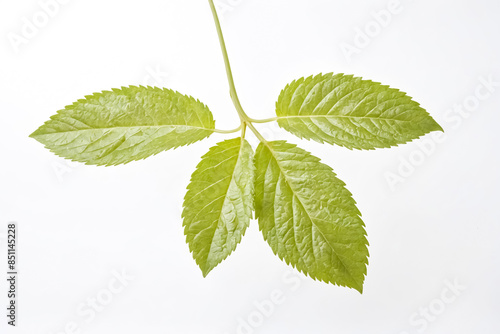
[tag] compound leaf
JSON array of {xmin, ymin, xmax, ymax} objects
[
  {"xmin": 276, "ymin": 73, "xmax": 443, "ymax": 150},
  {"xmin": 183, "ymin": 137, "xmax": 255, "ymax": 276},
  {"xmin": 30, "ymin": 86, "xmax": 215, "ymax": 166},
  {"xmin": 254, "ymin": 140, "xmax": 368, "ymax": 292}
]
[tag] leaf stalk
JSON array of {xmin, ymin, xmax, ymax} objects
[
  {"xmin": 208, "ymin": 0, "xmax": 271, "ymax": 142},
  {"xmin": 213, "ymin": 126, "xmax": 242, "ymax": 134}
]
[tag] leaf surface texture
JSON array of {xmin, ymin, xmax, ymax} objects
[
  {"xmin": 183, "ymin": 138, "xmax": 255, "ymax": 276},
  {"xmin": 276, "ymin": 73, "xmax": 443, "ymax": 150},
  {"xmin": 30, "ymin": 86, "xmax": 215, "ymax": 165},
  {"xmin": 254, "ymin": 140, "xmax": 368, "ymax": 292}
]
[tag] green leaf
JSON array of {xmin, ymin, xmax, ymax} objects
[
  {"xmin": 30, "ymin": 86, "xmax": 216, "ymax": 166},
  {"xmin": 254, "ymin": 140, "xmax": 368, "ymax": 292},
  {"xmin": 183, "ymin": 137, "xmax": 255, "ymax": 276},
  {"xmin": 276, "ymin": 73, "xmax": 443, "ymax": 150}
]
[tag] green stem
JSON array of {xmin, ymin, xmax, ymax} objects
[
  {"xmin": 246, "ymin": 121, "xmax": 267, "ymax": 143},
  {"xmin": 208, "ymin": 0, "xmax": 272, "ymax": 144},
  {"xmin": 208, "ymin": 0, "xmax": 249, "ymax": 123},
  {"xmin": 241, "ymin": 122, "xmax": 247, "ymax": 138},
  {"xmin": 248, "ymin": 117, "xmax": 278, "ymax": 123},
  {"xmin": 213, "ymin": 126, "xmax": 242, "ymax": 134}
]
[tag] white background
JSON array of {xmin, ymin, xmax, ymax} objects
[{"xmin": 1, "ymin": 0, "xmax": 499, "ymax": 333}]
